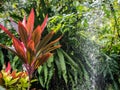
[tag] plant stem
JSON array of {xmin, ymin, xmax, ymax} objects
[{"xmin": 27, "ymin": 74, "xmax": 31, "ymax": 90}]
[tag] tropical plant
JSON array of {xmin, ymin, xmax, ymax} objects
[
  {"xmin": 0, "ymin": 0, "xmax": 86, "ymax": 89},
  {"xmin": 0, "ymin": 8, "xmax": 61, "ymax": 89},
  {"xmin": 0, "ymin": 62, "xmax": 29, "ymax": 89}
]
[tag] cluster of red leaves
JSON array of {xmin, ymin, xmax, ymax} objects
[{"xmin": 0, "ymin": 8, "xmax": 61, "ymax": 77}]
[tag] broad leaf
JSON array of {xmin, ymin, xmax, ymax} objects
[
  {"xmin": 18, "ymin": 22, "xmax": 28, "ymax": 46},
  {"xmin": 32, "ymin": 25, "xmax": 42, "ymax": 47},
  {"xmin": 27, "ymin": 8, "xmax": 34, "ymax": 35},
  {"xmin": 12, "ymin": 38, "xmax": 26, "ymax": 63}
]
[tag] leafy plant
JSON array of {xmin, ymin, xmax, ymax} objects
[
  {"xmin": 0, "ymin": 8, "xmax": 61, "ymax": 89},
  {"xmin": 0, "ymin": 62, "xmax": 29, "ymax": 89}
]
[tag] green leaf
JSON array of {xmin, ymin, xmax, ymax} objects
[
  {"xmin": 11, "ymin": 56, "xmax": 19, "ymax": 70},
  {"xmin": 55, "ymin": 56, "xmax": 62, "ymax": 79},
  {"xmin": 0, "ymin": 49, "xmax": 4, "ymax": 65},
  {"xmin": 39, "ymin": 76, "xmax": 44, "ymax": 87},
  {"xmin": 30, "ymin": 79, "xmax": 38, "ymax": 83},
  {"xmin": 43, "ymin": 63, "xmax": 48, "ymax": 85},
  {"xmin": 57, "ymin": 49, "xmax": 67, "ymax": 84},
  {"xmin": 46, "ymin": 67, "xmax": 54, "ymax": 90},
  {"xmin": 61, "ymin": 49, "xmax": 78, "ymax": 69},
  {"xmin": 38, "ymin": 66, "xmax": 43, "ymax": 74},
  {"xmin": 8, "ymin": 78, "xmax": 19, "ymax": 85},
  {"xmin": 47, "ymin": 55, "xmax": 54, "ymax": 67}
]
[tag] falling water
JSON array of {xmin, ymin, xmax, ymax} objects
[
  {"xmin": 75, "ymin": 34, "xmax": 100, "ymax": 90},
  {"xmin": 83, "ymin": 40, "xmax": 99, "ymax": 90},
  {"xmin": 76, "ymin": 1, "xmax": 104, "ymax": 90}
]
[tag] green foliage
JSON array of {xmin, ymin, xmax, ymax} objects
[
  {"xmin": 0, "ymin": 64, "xmax": 29, "ymax": 89},
  {"xmin": 0, "ymin": 0, "xmax": 120, "ymax": 90},
  {"xmin": 37, "ymin": 48, "xmax": 79, "ymax": 89},
  {"xmin": 0, "ymin": 49, "xmax": 4, "ymax": 66}
]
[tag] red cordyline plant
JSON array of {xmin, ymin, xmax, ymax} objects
[{"xmin": 0, "ymin": 8, "xmax": 61, "ymax": 79}]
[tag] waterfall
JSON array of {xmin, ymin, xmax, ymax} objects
[{"xmin": 75, "ymin": 3, "xmax": 104, "ymax": 89}]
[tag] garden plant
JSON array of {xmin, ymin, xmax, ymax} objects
[{"xmin": 0, "ymin": 8, "xmax": 61, "ymax": 89}]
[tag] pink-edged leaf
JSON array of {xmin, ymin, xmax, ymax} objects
[
  {"xmin": 22, "ymin": 16, "xmax": 27, "ymax": 27},
  {"xmin": 41, "ymin": 14, "xmax": 48, "ymax": 32},
  {"xmin": 27, "ymin": 8, "xmax": 34, "ymax": 35},
  {"xmin": 10, "ymin": 18, "xmax": 19, "ymax": 34},
  {"xmin": 32, "ymin": 25, "xmax": 42, "ymax": 47},
  {"xmin": 5, "ymin": 62, "xmax": 11, "ymax": 73},
  {"xmin": 18, "ymin": 21, "xmax": 28, "ymax": 46},
  {"xmin": 0, "ymin": 24, "xmax": 14, "ymax": 38},
  {"xmin": 12, "ymin": 38, "xmax": 26, "ymax": 63}
]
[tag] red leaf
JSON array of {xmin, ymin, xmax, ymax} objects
[
  {"xmin": 0, "ymin": 73, "xmax": 2, "ymax": 78},
  {"xmin": 0, "ymin": 43, "xmax": 18, "ymax": 55},
  {"xmin": 5, "ymin": 62, "xmax": 11, "ymax": 73},
  {"xmin": 27, "ymin": 40, "xmax": 35, "ymax": 53},
  {"xmin": 36, "ymin": 31, "xmax": 55, "ymax": 52},
  {"xmin": 22, "ymin": 16, "xmax": 27, "ymax": 27},
  {"xmin": 32, "ymin": 25, "xmax": 42, "ymax": 47},
  {"xmin": 21, "ymin": 72, "xmax": 28, "ymax": 77},
  {"xmin": 34, "ymin": 53, "xmax": 52, "ymax": 69},
  {"xmin": 18, "ymin": 22, "xmax": 28, "ymax": 46},
  {"xmin": 11, "ymin": 71, "xmax": 16, "ymax": 78},
  {"xmin": 27, "ymin": 8, "xmax": 34, "ymax": 35},
  {"xmin": 12, "ymin": 38, "xmax": 26, "ymax": 63},
  {"xmin": 39, "ymin": 35, "xmax": 62, "ymax": 52},
  {"xmin": 41, "ymin": 14, "xmax": 48, "ymax": 32},
  {"xmin": 0, "ymin": 24, "xmax": 14, "ymax": 38},
  {"xmin": 15, "ymin": 72, "xmax": 23, "ymax": 78},
  {"xmin": 27, "ymin": 40, "xmax": 35, "ymax": 64}
]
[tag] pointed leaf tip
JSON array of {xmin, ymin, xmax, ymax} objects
[
  {"xmin": 27, "ymin": 8, "xmax": 35, "ymax": 35},
  {"xmin": 32, "ymin": 25, "xmax": 42, "ymax": 46},
  {"xmin": 22, "ymin": 16, "xmax": 27, "ymax": 27},
  {"xmin": 41, "ymin": 14, "xmax": 48, "ymax": 32},
  {"xmin": 0, "ymin": 24, "xmax": 14, "ymax": 38},
  {"xmin": 5, "ymin": 62, "xmax": 11, "ymax": 73}
]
